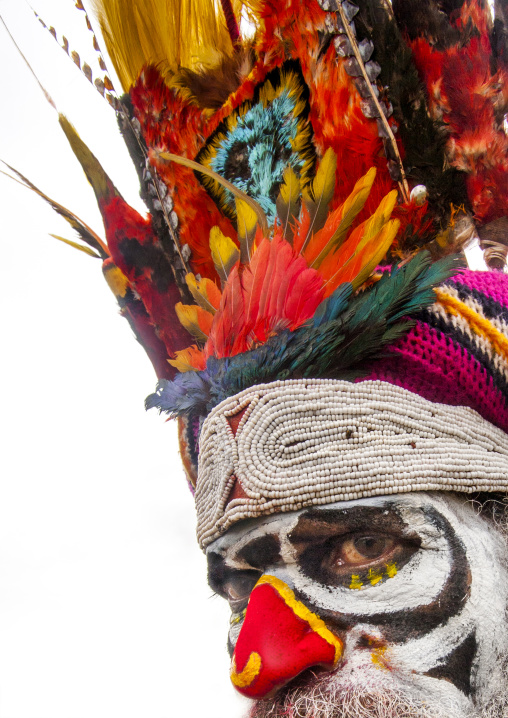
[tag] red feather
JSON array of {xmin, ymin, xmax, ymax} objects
[
  {"xmin": 204, "ymin": 232, "xmax": 324, "ymax": 359},
  {"xmin": 409, "ymin": 1, "xmax": 508, "ymax": 226},
  {"xmin": 102, "ymin": 196, "xmax": 191, "ymax": 362}
]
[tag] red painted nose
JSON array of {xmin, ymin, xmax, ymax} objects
[{"xmin": 230, "ymin": 575, "xmax": 343, "ymax": 698}]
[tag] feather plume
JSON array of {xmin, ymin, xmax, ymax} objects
[
  {"xmin": 93, "ymin": 0, "xmax": 257, "ymax": 92},
  {"xmin": 304, "ymin": 167, "xmax": 377, "ymax": 268},
  {"xmin": 145, "ymin": 372, "xmax": 211, "ymax": 417},
  {"xmin": 301, "ymin": 148, "xmax": 337, "ymax": 251},
  {"xmin": 235, "ymin": 198, "xmax": 258, "ymax": 264},
  {"xmin": 203, "ymin": 233, "xmax": 325, "ymax": 360},
  {"xmin": 317, "ymin": 189, "xmax": 399, "ymax": 287},
  {"xmin": 175, "ymin": 303, "xmax": 214, "ymax": 343},
  {"xmin": 0, "ymin": 162, "xmax": 108, "ymax": 258},
  {"xmin": 185, "ymin": 274, "xmax": 222, "ymax": 314},
  {"xmin": 169, "ymin": 345, "xmax": 208, "ymax": 372},
  {"xmin": 147, "ymin": 253, "xmax": 465, "ymax": 416},
  {"xmin": 276, "ymin": 166, "xmax": 301, "ymax": 244},
  {"xmin": 209, "ymin": 226, "xmax": 240, "ymax": 283}
]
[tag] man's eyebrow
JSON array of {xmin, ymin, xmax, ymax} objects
[{"xmin": 289, "ymin": 504, "xmax": 405, "ymax": 542}]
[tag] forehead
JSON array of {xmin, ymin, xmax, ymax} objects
[{"xmin": 206, "ymin": 492, "xmax": 456, "ymax": 558}]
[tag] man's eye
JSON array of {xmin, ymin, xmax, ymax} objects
[
  {"xmin": 342, "ymin": 535, "xmax": 395, "ymax": 564},
  {"xmin": 325, "ymin": 534, "xmax": 397, "ymax": 571}
]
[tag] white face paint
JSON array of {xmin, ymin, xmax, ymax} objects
[{"xmin": 207, "ymin": 492, "xmax": 508, "ymax": 716}]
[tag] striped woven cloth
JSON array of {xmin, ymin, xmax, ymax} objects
[{"xmin": 366, "ymin": 270, "xmax": 508, "ymax": 433}]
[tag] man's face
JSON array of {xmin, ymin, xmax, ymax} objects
[{"xmin": 207, "ymin": 493, "xmax": 508, "ymax": 717}]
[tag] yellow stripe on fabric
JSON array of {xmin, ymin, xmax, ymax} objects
[
  {"xmin": 435, "ymin": 288, "xmax": 508, "ymax": 362},
  {"xmin": 256, "ymin": 575, "xmax": 343, "ymax": 664}
]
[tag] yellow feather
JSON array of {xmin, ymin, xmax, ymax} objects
[
  {"xmin": 276, "ymin": 166, "xmax": 301, "ymax": 243},
  {"xmin": 310, "ymin": 167, "xmax": 377, "ymax": 268},
  {"xmin": 308, "ymin": 149, "xmax": 337, "ymax": 206},
  {"xmin": 168, "ymin": 345, "xmax": 205, "ymax": 372},
  {"xmin": 279, "ymin": 166, "xmax": 301, "ymax": 207},
  {"xmin": 235, "ymin": 198, "xmax": 258, "ymax": 263},
  {"xmin": 49, "ymin": 234, "xmax": 101, "ymax": 258},
  {"xmin": 102, "ymin": 262, "xmax": 130, "ymax": 298},
  {"xmin": 342, "ymin": 190, "xmax": 398, "ymax": 267},
  {"xmin": 362, "ymin": 189, "xmax": 398, "ymax": 243},
  {"xmin": 209, "ymin": 226, "xmax": 240, "ymax": 283},
  {"xmin": 351, "ymin": 219, "xmax": 400, "ymax": 291},
  {"xmin": 58, "ymin": 115, "xmax": 111, "ymax": 200},
  {"xmin": 175, "ymin": 303, "xmax": 213, "ymax": 343},
  {"xmin": 301, "ymin": 148, "xmax": 337, "ymax": 250},
  {"xmin": 93, "ymin": 0, "xmax": 260, "ymax": 92},
  {"xmin": 185, "ymin": 273, "xmax": 221, "ymax": 314}
]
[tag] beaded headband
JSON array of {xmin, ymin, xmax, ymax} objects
[
  {"xmin": 6, "ymin": 0, "xmax": 508, "ymax": 545},
  {"xmin": 197, "ymin": 379, "xmax": 508, "ymax": 547}
]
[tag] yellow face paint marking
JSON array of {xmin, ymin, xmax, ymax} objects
[
  {"xmin": 256, "ymin": 575, "xmax": 343, "ymax": 665},
  {"xmin": 230, "ymin": 610, "xmax": 246, "ymax": 626},
  {"xmin": 385, "ymin": 561, "xmax": 397, "ymax": 578},
  {"xmin": 370, "ymin": 645, "xmax": 390, "ymax": 671},
  {"xmin": 350, "ymin": 574, "xmax": 363, "ymax": 590},
  {"xmin": 230, "ymin": 652, "xmax": 262, "ymax": 688},
  {"xmin": 350, "ymin": 561, "xmax": 398, "ymax": 590}
]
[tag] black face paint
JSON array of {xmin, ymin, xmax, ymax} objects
[
  {"xmin": 425, "ymin": 631, "xmax": 477, "ymax": 697},
  {"xmin": 294, "ymin": 506, "xmax": 471, "ymax": 645},
  {"xmin": 207, "ymin": 493, "xmax": 508, "ymax": 710},
  {"xmin": 237, "ymin": 534, "xmax": 281, "ymax": 570}
]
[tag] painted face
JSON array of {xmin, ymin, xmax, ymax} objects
[{"xmin": 206, "ymin": 493, "xmax": 508, "ymax": 717}]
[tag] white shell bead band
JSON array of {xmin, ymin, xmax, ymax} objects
[{"xmin": 195, "ymin": 379, "xmax": 508, "ymax": 548}]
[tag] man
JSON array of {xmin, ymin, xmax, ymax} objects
[
  {"xmin": 209, "ymin": 493, "xmax": 508, "ymax": 717},
  {"xmin": 9, "ymin": 0, "xmax": 508, "ymax": 715},
  {"xmin": 194, "ymin": 376, "xmax": 508, "ymax": 717}
]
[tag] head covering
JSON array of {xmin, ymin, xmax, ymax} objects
[{"xmin": 9, "ymin": 0, "xmax": 508, "ymax": 546}]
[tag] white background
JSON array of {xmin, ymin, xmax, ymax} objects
[
  {"xmin": 0, "ymin": 1, "xmax": 248, "ymax": 716},
  {"xmin": 0, "ymin": 2, "xmax": 489, "ymax": 717}
]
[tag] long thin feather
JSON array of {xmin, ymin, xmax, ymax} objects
[
  {"xmin": 209, "ymin": 226, "xmax": 240, "ymax": 283},
  {"xmin": 1, "ymin": 163, "xmax": 108, "ymax": 258},
  {"xmin": 276, "ymin": 166, "xmax": 301, "ymax": 245},
  {"xmin": 49, "ymin": 234, "xmax": 102, "ymax": 258},
  {"xmin": 300, "ymin": 148, "xmax": 337, "ymax": 253},
  {"xmin": 157, "ymin": 151, "xmax": 269, "ymax": 236},
  {"xmin": 306, "ymin": 168, "xmax": 377, "ymax": 269},
  {"xmin": 235, "ymin": 198, "xmax": 258, "ymax": 264}
]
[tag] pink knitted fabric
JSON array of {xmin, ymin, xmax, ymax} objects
[{"xmin": 364, "ymin": 270, "xmax": 508, "ymax": 433}]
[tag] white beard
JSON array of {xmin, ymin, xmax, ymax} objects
[{"xmin": 248, "ymin": 660, "xmax": 508, "ymax": 718}]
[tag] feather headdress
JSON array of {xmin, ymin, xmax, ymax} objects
[{"xmin": 5, "ymin": 0, "xmax": 508, "ymax": 489}]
